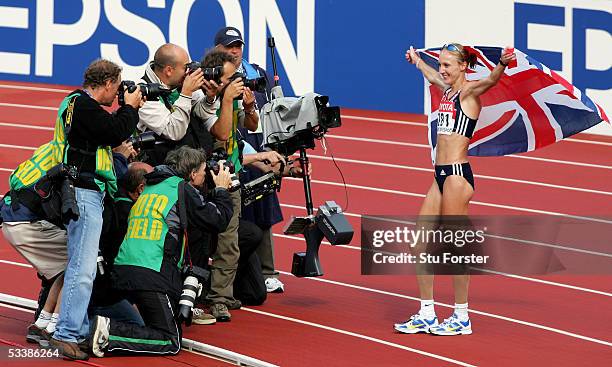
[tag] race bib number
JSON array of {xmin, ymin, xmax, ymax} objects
[
  {"xmin": 437, "ymin": 111, "xmax": 454, "ymax": 135},
  {"xmin": 437, "ymin": 99, "xmax": 455, "ymax": 135}
]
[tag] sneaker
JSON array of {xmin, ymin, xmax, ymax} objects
[
  {"xmin": 394, "ymin": 314, "xmax": 439, "ymax": 334},
  {"xmin": 210, "ymin": 303, "xmax": 231, "ymax": 322},
  {"xmin": 89, "ymin": 316, "xmax": 110, "ymax": 357},
  {"xmin": 265, "ymin": 278, "xmax": 285, "ymax": 293},
  {"xmin": 192, "ymin": 308, "xmax": 216, "ymax": 325},
  {"xmin": 226, "ymin": 298, "xmax": 242, "ymax": 310},
  {"xmin": 26, "ymin": 324, "xmax": 44, "ymax": 344},
  {"xmin": 49, "ymin": 337, "xmax": 89, "ymax": 360},
  {"xmin": 429, "ymin": 314, "xmax": 472, "ymax": 336}
]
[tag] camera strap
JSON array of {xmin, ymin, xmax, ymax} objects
[{"xmin": 176, "ymin": 180, "xmax": 193, "ymax": 269}]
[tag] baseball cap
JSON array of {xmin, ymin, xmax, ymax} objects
[{"xmin": 214, "ymin": 26, "xmax": 244, "ymax": 46}]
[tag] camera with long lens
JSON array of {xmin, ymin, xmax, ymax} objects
[
  {"xmin": 227, "ymin": 71, "xmax": 267, "ymax": 100},
  {"xmin": 185, "ymin": 61, "xmax": 223, "ymax": 85},
  {"xmin": 117, "ymin": 80, "xmax": 172, "ymax": 106},
  {"xmin": 205, "ymin": 150, "xmax": 241, "ymax": 192},
  {"xmin": 33, "ymin": 163, "xmax": 79, "ymax": 226},
  {"xmin": 177, "ymin": 265, "xmax": 210, "ymax": 326},
  {"xmin": 127, "ymin": 131, "xmax": 157, "ymax": 150}
]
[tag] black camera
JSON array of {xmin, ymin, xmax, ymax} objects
[
  {"xmin": 314, "ymin": 95, "xmax": 341, "ymax": 130},
  {"xmin": 205, "ymin": 150, "xmax": 241, "ymax": 192},
  {"xmin": 117, "ymin": 80, "xmax": 172, "ymax": 106},
  {"xmin": 227, "ymin": 71, "xmax": 267, "ymax": 100},
  {"xmin": 127, "ymin": 131, "xmax": 157, "ymax": 150},
  {"xmin": 241, "ymin": 171, "xmax": 282, "ymax": 206},
  {"xmin": 34, "ymin": 163, "xmax": 79, "ymax": 225},
  {"xmin": 177, "ymin": 265, "xmax": 210, "ymax": 326},
  {"xmin": 185, "ymin": 61, "xmax": 223, "ymax": 85}
]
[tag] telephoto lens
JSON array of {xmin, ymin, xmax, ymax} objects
[{"xmin": 177, "ymin": 275, "xmax": 202, "ymax": 326}]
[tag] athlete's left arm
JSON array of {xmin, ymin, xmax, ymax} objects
[{"xmin": 466, "ymin": 52, "xmax": 516, "ymax": 97}]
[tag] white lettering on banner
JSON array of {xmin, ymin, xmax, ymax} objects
[
  {"xmin": 249, "ymin": 0, "xmax": 315, "ymax": 95},
  {"xmin": 35, "ymin": 0, "xmax": 100, "ymax": 77},
  {"xmin": 100, "ymin": 0, "xmax": 166, "ymax": 81},
  {"xmin": 0, "ymin": 5, "xmax": 30, "ymax": 75},
  {"xmin": 218, "ymin": 0, "xmax": 245, "ymax": 38},
  {"xmin": 169, "ymin": 0, "xmax": 197, "ymax": 53}
]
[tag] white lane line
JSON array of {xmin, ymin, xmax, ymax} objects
[
  {"xmin": 0, "ymin": 84, "xmax": 72, "ymax": 93},
  {"xmin": 0, "ymin": 144, "xmax": 35, "ymax": 151},
  {"xmin": 0, "ymin": 160, "xmax": 609, "ymax": 224},
  {"xmin": 0, "ymin": 102, "xmax": 56, "ymax": 111},
  {"xmin": 0, "ymin": 294, "xmax": 278, "ymax": 367},
  {"xmin": 0, "ymin": 127, "xmax": 605, "ymax": 195},
  {"xmin": 282, "ymin": 177, "xmax": 612, "ymax": 224},
  {"xmin": 278, "ymin": 203, "xmax": 612, "ymax": 258},
  {"xmin": 1, "ymin": 251, "xmax": 610, "ymax": 348},
  {"xmin": 274, "ymin": 271, "xmax": 612, "ymax": 347},
  {"xmin": 341, "ymin": 116, "xmax": 612, "ymax": 147},
  {"xmin": 0, "ymin": 115, "xmax": 609, "ymax": 169},
  {"xmin": 241, "ymin": 307, "xmax": 477, "ymax": 367},
  {"xmin": 272, "ymin": 232, "xmax": 612, "ymax": 297},
  {"xmin": 1, "ymin": 84, "xmax": 609, "ymax": 146},
  {"xmin": 0, "ymin": 259, "xmax": 32, "ymax": 268},
  {"xmin": 308, "ymin": 154, "xmax": 612, "ymax": 196},
  {"xmin": 325, "ymin": 135, "xmax": 612, "ymax": 170},
  {"xmin": 0, "ymin": 122, "xmax": 53, "ymax": 131}
]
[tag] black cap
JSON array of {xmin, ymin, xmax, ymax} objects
[{"xmin": 214, "ymin": 26, "xmax": 244, "ymax": 46}]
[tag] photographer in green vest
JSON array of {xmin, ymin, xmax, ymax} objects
[{"xmin": 88, "ymin": 146, "xmax": 232, "ymax": 357}]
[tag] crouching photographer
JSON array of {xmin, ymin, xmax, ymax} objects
[{"xmin": 88, "ymin": 146, "xmax": 233, "ymax": 357}]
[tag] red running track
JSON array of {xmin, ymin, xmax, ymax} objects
[{"xmin": 0, "ymin": 81, "xmax": 611, "ymax": 366}]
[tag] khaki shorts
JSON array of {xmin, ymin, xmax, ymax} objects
[{"xmin": 1, "ymin": 221, "xmax": 68, "ymax": 280}]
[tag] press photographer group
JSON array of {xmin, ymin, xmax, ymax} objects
[{"xmin": 0, "ymin": 27, "xmax": 351, "ymax": 360}]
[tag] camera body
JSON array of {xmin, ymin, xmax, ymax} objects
[
  {"xmin": 33, "ymin": 163, "xmax": 80, "ymax": 225},
  {"xmin": 117, "ymin": 80, "xmax": 172, "ymax": 106},
  {"xmin": 205, "ymin": 150, "xmax": 241, "ymax": 192},
  {"xmin": 227, "ymin": 71, "xmax": 267, "ymax": 100},
  {"xmin": 186, "ymin": 61, "xmax": 224, "ymax": 85}
]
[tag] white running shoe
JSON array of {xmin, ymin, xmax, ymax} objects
[
  {"xmin": 265, "ymin": 278, "xmax": 285, "ymax": 293},
  {"xmin": 394, "ymin": 314, "xmax": 439, "ymax": 334},
  {"xmin": 90, "ymin": 316, "xmax": 110, "ymax": 357},
  {"xmin": 429, "ymin": 314, "xmax": 472, "ymax": 336}
]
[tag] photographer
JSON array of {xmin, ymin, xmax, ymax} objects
[
  {"xmin": 137, "ymin": 43, "xmax": 220, "ymax": 165},
  {"xmin": 186, "ymin": 47, "xmax": 250, "ymax": 321},
  {"xmin": 36, "ymin": 59, "xmax": 143, "ymax": 360},
  {"xmin": 88, "ymin": 146, "xmax": 233, "ymax": 357}
]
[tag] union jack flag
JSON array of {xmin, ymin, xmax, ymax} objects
[{"xmin": 417, "ymin": 46, "xmax": 609, "ymax": 160}]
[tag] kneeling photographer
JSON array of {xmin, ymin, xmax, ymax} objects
[{"xmin": 88, "ymin": 146, "xmax": 233, "ymax": 357}]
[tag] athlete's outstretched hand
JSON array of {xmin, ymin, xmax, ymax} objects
[{"xmin": 405, "ymin": 46, "xmax": 420, "ymax": 65}]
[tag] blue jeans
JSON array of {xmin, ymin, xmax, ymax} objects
[
  {"xmin": 89, "ymin": 299, "xmax": 145, "ymax": 326},
  {"xmin": 53, "ymin": 188, "xmax": 104, "ymax": 343}
]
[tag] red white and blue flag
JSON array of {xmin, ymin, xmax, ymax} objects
[{"xmin": 417, "ymin": 46, "xmax": 609, "ymax": 159}]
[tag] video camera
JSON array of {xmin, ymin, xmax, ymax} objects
[
  {"xmin": 117, "ymin": 80, "xmax": 172, "ymax": 106},
  {"xmin": 127, "ymin": 131, "xmax": 157, "ymax": 151},
  {"xmin": 261, "ymin": 94, "xmax": 342, "ymax": 156}
]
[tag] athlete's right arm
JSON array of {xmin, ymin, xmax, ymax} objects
[{"xmin": 406, "ymin": 46, "xmax": 448, "ymax": 90}]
